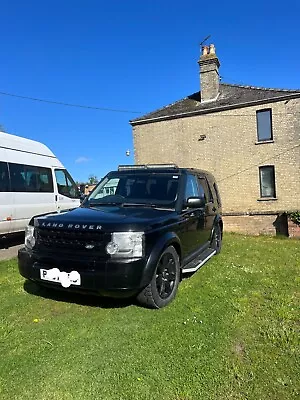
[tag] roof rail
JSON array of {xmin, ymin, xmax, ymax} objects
[{"xmin": 118, "ymin": 164, "xmax": 178, "ymax": 171}]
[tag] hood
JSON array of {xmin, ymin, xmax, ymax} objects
[{"xmin": 34, "ymin": 205, "xmax": 177, "ymax": 232}]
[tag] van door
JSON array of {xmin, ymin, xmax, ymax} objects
[
  {"xmin": 0, "ymin": 161, "xmax": 13, "ymax": 236},
  {"xmin": 54, "ymin": 169, "xmax": 80, "ymax": 211}
]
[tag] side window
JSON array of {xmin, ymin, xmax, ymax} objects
[
  {"xmin": 24, "ymin": 165, "xmax": 39, "ymax": 192},
  {"xmin": 9, "ymin": 163, "xmax": 26, "ymax": 192},
  {"xmin": 198, "ymin": 177, "xmax": 212, "ymax": 202},
  {"xmin": 0, "ymin": 161, "xmax": 10, "ymax": 192},
  {"xmin": 38, "ymin": 167, "xmax": 54, "ymax": 192},
  {"xmin": 55, "ymin": 169, "xmax": 80, "ymax": 199},
  {"xmin": 213, "ymin": 183, "xmax": 222, "ymax": 207},
  {"xmin": 8, "ymin": 163, "xmax": 54, "ymax": 193},
  {"xmin": 185, "ymin": 174, "xmax": 199, "ymax": 200}
]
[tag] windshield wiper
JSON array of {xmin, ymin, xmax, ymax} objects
[{"xmin": 122, "ymin": 203, "xmax": 173, "ymax": 210}]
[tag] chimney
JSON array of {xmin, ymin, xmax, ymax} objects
[{"xmin": 198, "ymin": 44, "xmax": 220, "ymax": 102}]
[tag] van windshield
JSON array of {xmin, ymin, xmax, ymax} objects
[
  {"xmin": 87, "ymin": 173, "xmax": 180, "ymax": 208},
  {"xmin": 55, "ymin": 169, "xmax": 80, "ymax": 199}
]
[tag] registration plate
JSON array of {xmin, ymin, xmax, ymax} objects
[{"xmin": 40, "ymin": 268, "xmax": 81, "ymax": 288}]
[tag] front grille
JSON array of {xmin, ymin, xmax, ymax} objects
[{"xmin": 36, "ymin": 228, "xmax": 111, "ymax": 254}]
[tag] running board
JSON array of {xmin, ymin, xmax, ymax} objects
[{"xmin": 181, "ymin": 248, "xmax": 216, "ymax": 274}]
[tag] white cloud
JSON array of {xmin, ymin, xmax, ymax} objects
[{"xmin": 75, "ymin": 156, "xmax": 90, "ymax": 164}]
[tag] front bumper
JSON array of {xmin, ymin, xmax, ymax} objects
[{"xmin": 18, "ymin": 247, "xmax": 150, "ymax": 298}]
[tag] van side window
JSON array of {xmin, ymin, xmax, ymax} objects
[
  {"xmin": 0, "ymin": 161, "xmax": 10, "ymax": 191},
  {"xmin": 37, "ymin": 168, "xmax": 54, "ymax": 192},
  {"xmin": 9, "ymin": 163, "xmax": 26, "ymax": 192},
  {"xmin": 8, "ymin": 163, "xmax": 53, "ymax": 193},
  {"xmin": 55, "ymin": 169, "xmax": 80, "ymax": 199}
]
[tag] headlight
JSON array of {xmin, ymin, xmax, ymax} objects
[
  {"xmin": 106, "ymin": 232, "xmax": 144, "ymax": 258},
  {"xmin": 25, "ymin": 225, "xmax": 36, "ymax": 250}
]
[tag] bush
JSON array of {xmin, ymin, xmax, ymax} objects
[{"xmin": 288, "ymin": 211, "xmax": 300, "ymax": 226}]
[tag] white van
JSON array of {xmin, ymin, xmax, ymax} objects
[{"xmin": 0, "ymin": 131, "xmax": 81, "ymax": 237}]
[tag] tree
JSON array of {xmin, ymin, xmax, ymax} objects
[{"xmin": 88, "ymin": 174, "xmax": 99, "ymax": 185}]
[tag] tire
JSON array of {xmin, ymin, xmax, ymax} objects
[
  {"xmin": 136, "ymin": 246, "xmax": 180, "ymax": 309},
  {"xmin": 211, "ymin": 223, "xmax": 222, "ymax": 254}
]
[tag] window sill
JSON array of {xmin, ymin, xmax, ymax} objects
[
  {"xmin": 255, "ymin": 140, "xmax": 274, "ymax": 145},
  {"xmin": 257, "ymin": 197, "xmax": 278, "ymax": 202}
]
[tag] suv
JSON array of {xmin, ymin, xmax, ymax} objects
[{"xmin": 18, "ymin": 164, "xmax": 223, "ymax": 309}]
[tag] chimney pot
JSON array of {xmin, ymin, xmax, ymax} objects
[
  {"xmin": 209, "ymin": 44, "xmax": 216, "ymax": 54},
  {"xmin": 202, "ymin": 45, "xmax": 209, "ymax": 56}
]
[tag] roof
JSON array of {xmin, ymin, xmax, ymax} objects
[
  {"xmin": 0, "ymin": 131, "xmax": 56, "ymax": 158},
  {"xmin": 130, "ymin": 83, "xmax": 300, "ymax": 125}
]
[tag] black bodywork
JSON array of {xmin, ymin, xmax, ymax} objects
[{"xmin": 18, "ymin": 166, "xmax": 223, "ymax": 299}]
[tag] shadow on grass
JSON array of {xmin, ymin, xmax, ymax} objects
[{"xmin": 24, "ymin": 279, "xmax": 137, "ymax": 309}]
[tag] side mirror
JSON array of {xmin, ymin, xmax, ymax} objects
[{"xmin": 185, "ymin": 196, "xmax": 206, "ymax": 208}]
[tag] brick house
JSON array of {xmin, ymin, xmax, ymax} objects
[{"xmin": 130, "ymin": 45, "xmax": 300, "ymax": 235}]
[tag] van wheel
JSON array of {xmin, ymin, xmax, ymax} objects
[
  {"xmin": 211, "ymin": 224, "xmax": 222, "ymax": 254},
  {"xmin": 137, "ymin": 246, "xmax": 180, "ymax": 309}
]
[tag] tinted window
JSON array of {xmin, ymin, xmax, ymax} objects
[
  {"xmin": 0, "ymin": 161, "xmax": 10, "ymax": 191},
  {"xmin": 55, "ymin": 169, "xmax": 80, "ymax": 199},
  {"xmin": 185, "ymin": 175, "xmax": 199, "ymax": 200},
  {"xmin": 259, "ymin": 166, "xmax": 276, "ymax": 198},
  {"xmin": 37, "ymin": 167, "xmax": 54, "ymax": 192},
  {"xmin": 213, "ymin": 183, "xmax": 222, "ymax": 207},
  {"xmin": 257, "ymin": 109, "xmax": 273, "ymax": 141},
  {"xmin": 9, "ymin": 163, "xmax": 27, "ymax": 192},
  {"xmin": 89, "ymin": 174, "xmax": 179, "ymax": 206},
  {"xmin": 8, "ymin": 163, "xmax": 54, "ymax": 193},
  {"xmin": 198, "ymin": 177, "xmax": 212, "ymax": 202}
]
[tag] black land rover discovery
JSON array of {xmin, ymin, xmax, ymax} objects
[{"xmin": 18, "ymin": 164, "xmax": 223, "ymax": 308}]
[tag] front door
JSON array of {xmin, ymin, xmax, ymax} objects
[{"xmin": 178, "ymin": 174, "xmax": 207, "ymax": 259}]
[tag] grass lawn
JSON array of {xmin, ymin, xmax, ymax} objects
[{"xmin": 0, "ymin": 233, "xmax": 299, "ymax": 400}]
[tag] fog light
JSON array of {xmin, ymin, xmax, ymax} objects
[{"xmin": 106, "ymin": 241, "xmax": 119, "ymax": 255}]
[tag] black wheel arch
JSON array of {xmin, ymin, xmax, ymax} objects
[
  {"xmin": 210, "ymin": 216, "xmax": 223, "ymax": 241},
  {"xmin": 140, "ymin": 232, "xmax": 181, "ymax": 287}
]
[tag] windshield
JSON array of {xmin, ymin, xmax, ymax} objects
[{"xmin": 86, "ymin": 173, "xmax": 180, "ymax": 207}]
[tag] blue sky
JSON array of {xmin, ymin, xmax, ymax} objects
[{"xmin": 1, "ymin": 0, "xmax": 299, "ymax": 183}]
